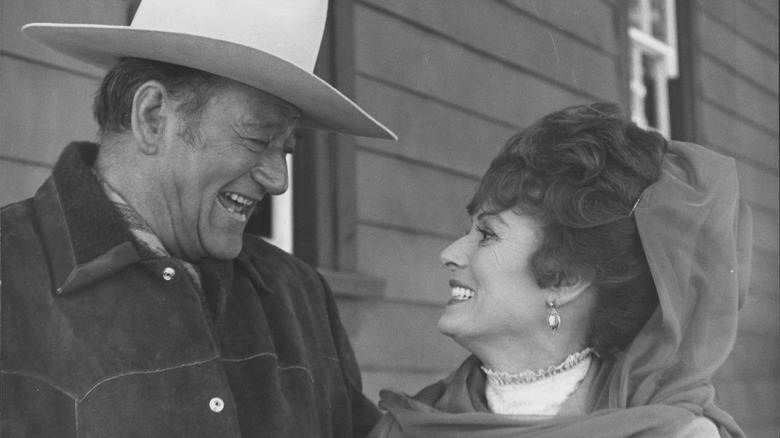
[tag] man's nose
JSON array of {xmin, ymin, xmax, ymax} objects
[
  {"xmin": 250, "ymin": 152, "xmax": 289, "ymax": 195},
  {"xmin": 440, "ymin": 235, "xmax": 469, "ymax": 270}
]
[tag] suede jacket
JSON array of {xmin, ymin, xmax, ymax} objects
[{"xmin": 1, "ymin": 142, "xmax": 380, "ymax": 437}]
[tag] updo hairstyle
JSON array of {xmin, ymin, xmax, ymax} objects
[{"xmin": 468, "ymin": 102, "xmax": 667, "ymax": 355}]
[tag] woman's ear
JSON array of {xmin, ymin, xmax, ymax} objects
[
  {"xmin": 549, "ymin": 272, "xmax": 593, "ymax": 306},
  {"xmin": 131, "ymin": 81, "xmax": 170, "ymax": 155}
]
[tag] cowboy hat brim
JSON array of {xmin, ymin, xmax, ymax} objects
[{"xmin": 22, "ymin": 24, "xmax": 397, "ymax": 140}]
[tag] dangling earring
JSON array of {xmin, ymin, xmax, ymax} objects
[{"xmin": 546, "ymin": 299, "xmax": 560, "ymax": 334}]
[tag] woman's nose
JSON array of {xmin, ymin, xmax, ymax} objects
[
  {"xmin": 440, "ymin": 236, "xmax": 469, "ymax": 270},
  {"xmin": 250, "ymin": 153, "xmax": 289, "ymax": 195}
]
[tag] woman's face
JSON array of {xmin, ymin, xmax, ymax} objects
[{"xmin": 438, "ymin": 208, "xmax": 552, "ymax": 361}]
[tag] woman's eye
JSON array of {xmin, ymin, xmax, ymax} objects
[{"xmin": 476, "ymin": 227, "xmax": 496, "ymax": 244}]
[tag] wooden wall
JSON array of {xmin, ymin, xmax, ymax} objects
[
  {"xmin": 0, "ymin": 0, "xmax": 131, "ymax": 205},
  {"xmin": 349, "ymin": 0, "xmax": 625, "ymax": 401},
  {"xmin": 691, "ymin": 1, "xmax": 780, "ymax": 437},
  {"xmin": 349, "ymin": 1, "xmax": 779, "ymax": 437}
]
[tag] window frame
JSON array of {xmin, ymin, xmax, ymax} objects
[{"xmin": 628, "ymin": 0, "xmax": 680, "ymax": 137}]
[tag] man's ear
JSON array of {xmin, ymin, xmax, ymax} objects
[
  {"xmin": 548, "ymin": 272, "xmax": 593, "ymax": 307},
  {"xmin": 131, "ymin": 81, "xmax": 171, "ymax": 155}
]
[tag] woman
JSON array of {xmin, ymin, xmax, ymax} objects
[{"xmin": 369, "ymin": 103, "xmax": 751, "ymax": 438}]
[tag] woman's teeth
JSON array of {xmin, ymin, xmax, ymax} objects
[{"xmin": 451, "ymin": 286, "xmax": 475, "ymax": 301}]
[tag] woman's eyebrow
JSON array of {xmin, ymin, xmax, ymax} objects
[{"xmin": 476, "ymin": 211, "xmax": 507, "ymax": 226}]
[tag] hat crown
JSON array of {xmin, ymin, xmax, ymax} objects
[{"xmin": 131, "ymin": 0, "xmax": 326, "ymax": 71}]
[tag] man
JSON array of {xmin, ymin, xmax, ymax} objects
[{"xmin": 1, "ymin": 0, "xmax": 395, "ymax": 436}]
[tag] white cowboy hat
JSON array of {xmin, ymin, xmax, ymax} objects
[{"xmin": 22, "ymin": 0, "xmax": 396, "ymax": 140}]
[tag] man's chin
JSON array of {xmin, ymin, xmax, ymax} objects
[
  {"xmin": 203, "ymin": 237, "xmax": 244, "ymax": 261},
  {"xmin": 207, "ymin": 247, "xmax": 242, "ymax": 261}
]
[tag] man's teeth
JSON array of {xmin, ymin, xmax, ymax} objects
[
  {"xmin": 451, "ymin": 287, "xmax": 475, "ymax": 301},
  {"xmin": 222, "ymin": 191, "xmax": 255, "ymax": 215},
  {"xmin": 227, "ymin": 192, "xmax": 254, "ymax": 207}
]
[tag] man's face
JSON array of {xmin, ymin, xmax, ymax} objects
[{"xmin": 159, "ymin": 79, "xmax": 300, "ymax": 261}]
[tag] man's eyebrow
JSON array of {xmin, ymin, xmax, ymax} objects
[{"xmin": 237, "ymin": 118, "xmax": 297, "ymax": 136}]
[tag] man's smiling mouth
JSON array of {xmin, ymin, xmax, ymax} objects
[{"xmin": 218, "ymin": 191, "xmax": 257, "ymax": 220}]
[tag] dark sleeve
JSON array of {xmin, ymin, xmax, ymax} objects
[{"xmin": 318, "ymin": 273, "xmax": 382, "ymax": 437}]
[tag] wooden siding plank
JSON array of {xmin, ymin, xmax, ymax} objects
[
  {"xmin": 354, "ymin": 77, "xmax": 513, "ymax": 178},
  {"xmin": 717, "ymin": 334, "xmax": 779, "ymax": 380},
  {"xmin": 747, "ymin": 0, "xmax": 779, "ymax": 20},
  {"xmin": 337, "ymin": 298, "xmax": 469, "ymax": 370},
  {"xmin": 360, "ymin": 0, "xmax": 619, "ymax": 100},
  {"xmin": 1, "ymin": 56, "xmax": 100, "ymax": 165},
  {"xmin": 735, "ymin": 160, "xmax": 780, "ymax": 211},
  {"xmin": 698, "ymin": 0, "xmax": 779, "ymax": 54},
  {"xmin": 749, "ymin": 254, "xmax": 780, "ymax": 295},
  {"xmin": 737, "ymin": 290, "xmax": 780, "ymax": 338},
  {"xmin": 356, "ymin": 223, "xmax": 453, "ymax": 305},
  {"xmin": 0, "ymin": 159, "xmax": 51, "ymax": 206},
  {"xmin": 356, "ymin": 150, "xmax": 477, "ymax": 237},
  {"xmin": 354, "ymin": 5, "xmax": 592, "ymax": 128},
  {"xmin": 698, "ymin": 105, "xmax": 779, "ymax": 171},
  {"xmin": 750, "ymin": 207, "xmax": 780, "ymax": 254},
  {"xmin": 500, "ymin": 0, "xmax": 618, "ymax": 53},
  {"xmin": 698, "ymin": 14, "xmax": 779, "ymax": 93},
  {"xmin": 0, "ymin": 0, "xmax": 128, "ymax": 75},
  {"xmin": 698, "ymin": 58, "xmax": 779, "ymax": 134},
  {"xmin": 712, "ymin": 375, "xmax": 779, "ymax": 438}
]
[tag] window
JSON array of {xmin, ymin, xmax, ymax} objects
[
  {"xmin": 628, "ymin": 0, "xmax": 679, "ymax": 137},
  {"xmin": 246, "ymin": 155, "xmax": 294, "ymax": 253}
]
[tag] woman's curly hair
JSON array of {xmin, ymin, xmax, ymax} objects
[{"xmin": 468, "ymin": 102, "xmax": 667, "ymax": 355}]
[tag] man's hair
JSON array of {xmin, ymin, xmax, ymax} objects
[
  {"xmin": 468, "ymin": 102, "xmax": 667, "ymax": 355},
  {"xmin": 93, "ymin": 57, "xmax": 223, "ymax": 141}
]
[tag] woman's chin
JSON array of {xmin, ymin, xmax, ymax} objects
[{"xmin": 437, "ymin": 312, "xmax": 465, "ymax": 340}]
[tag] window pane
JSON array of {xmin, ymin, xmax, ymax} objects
[
  {"xmin": 629, "ymin": 0, "xmax": 644, "ymax": 29},
  {"xmin": 642, "ymin": 54, "xmax": 659, "ymax": 129},
  {"xmin": 651, "ymin": 0, "xmax": 668, "ymax": 41},
  {"xmin": 246, "ymin": 196, "xmax": 273, "ymax": 238}
]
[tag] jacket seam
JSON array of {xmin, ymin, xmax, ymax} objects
[
  {"xmin": 221, "ymin": 353, "xmax": 340, "ymax": 383},
  {"xmin": 79, "ymin": 355, "xmax": 220, "ymax": 402},
  {"xmin": 1, "ymin": 369, "xmax": 79, "ymax": 401}
]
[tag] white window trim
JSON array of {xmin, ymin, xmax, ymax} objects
[
  {"xmin": 628, "ymin": 0, "xmax": 679, "ymax": 137},
  {"xmin": 263, "ymin": 155, "xmax": 293, "ymax": 253}
]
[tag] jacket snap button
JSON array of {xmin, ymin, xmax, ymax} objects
[
  {"xmin": 162, "ymin": 267, "xmax": 176, "ymax": 281},
  {"xmin": 209, "ymin": 397, "xmax": 224, "ymax": 413}
]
